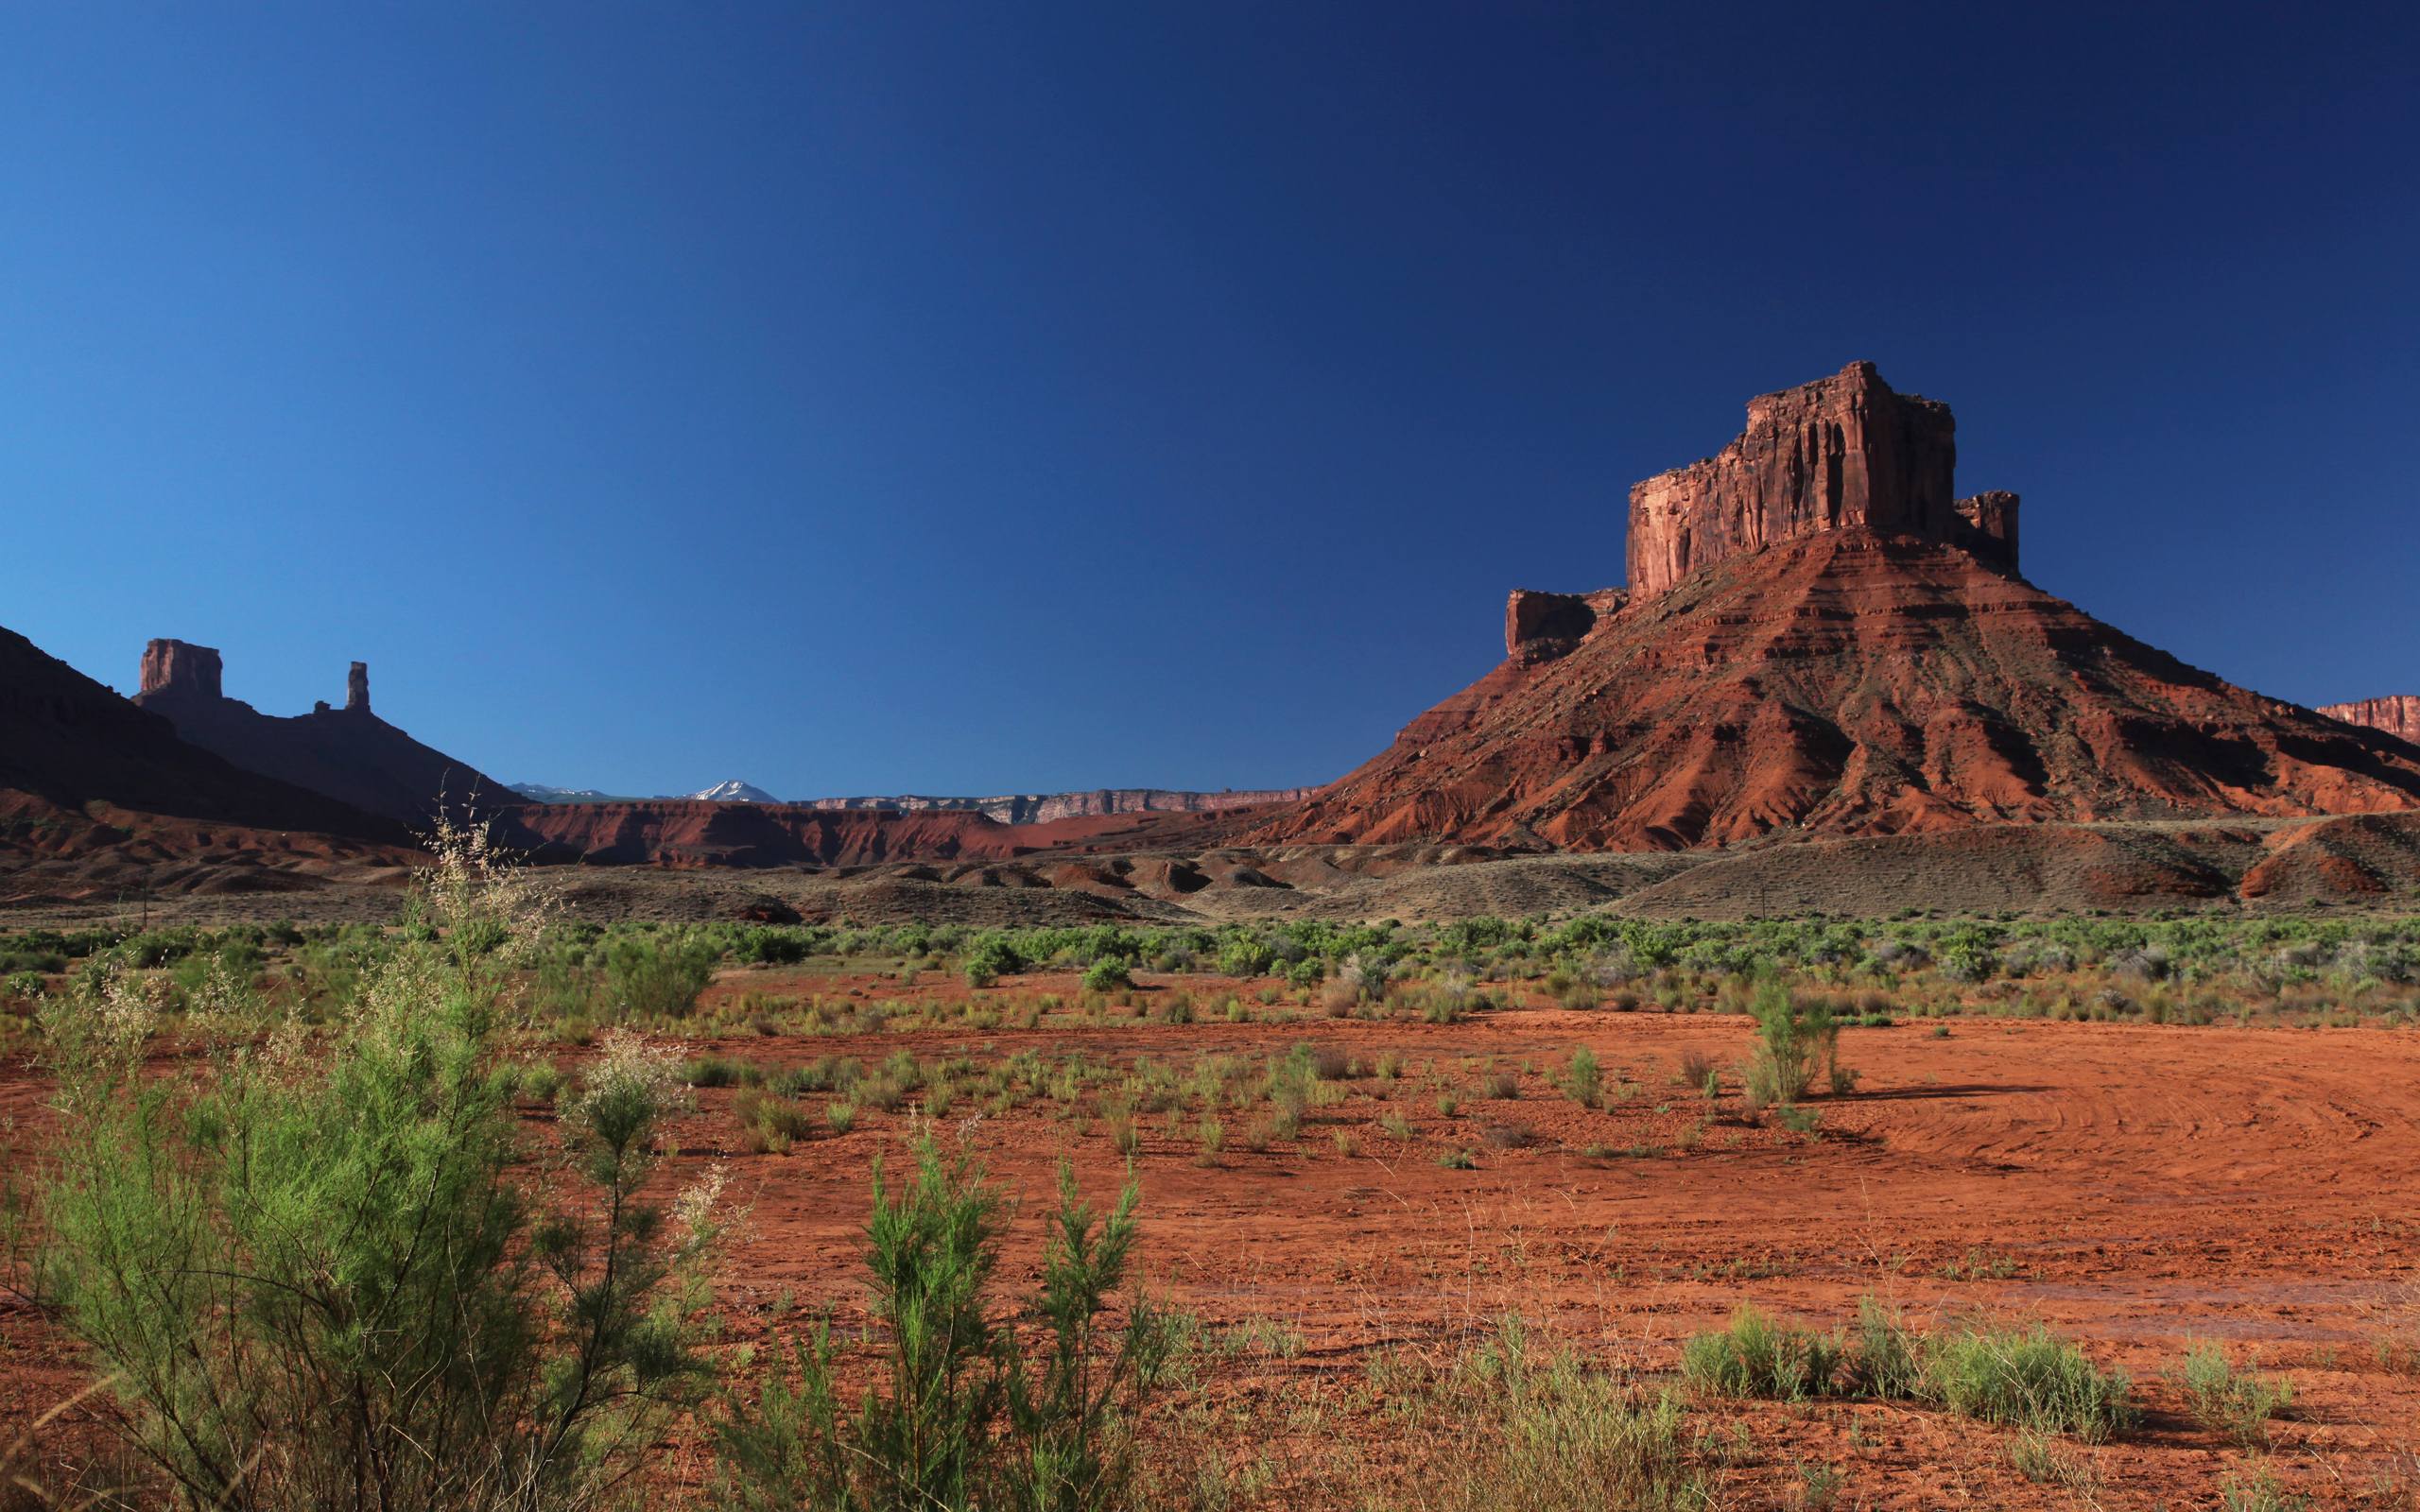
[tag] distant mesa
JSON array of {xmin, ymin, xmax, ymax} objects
[
  {"xmin": 510, "ymin": 778, "xmax": 1320, "ymax": 827},
  {"xmin": 1252, "ymin": 362, "xmax": 2420, "ymax": 850},
  {"xmin": 133, "ymin": 638, "xmax": 514, "ymax": 827},
  {"xmin": 801, "ymin": 786, "xmax": 1319, "ymax": 826},
  {"xmin": 2323, "ymin": 696, "xmax": 2420, "ymax": 746}
]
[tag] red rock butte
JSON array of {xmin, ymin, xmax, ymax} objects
[
  {"xmin": 2323, "ymin": 696, "xmax": 2420, "ymax": 746},
  {"xmin": 134, "ymin": 638, "xmax": 515, "ymax": 826},
  {"xmin": 1628, "ymin": 360, "xmax": 2016, "ymax": 599},
  {"xmin": 1251, "ymin": 363, "xmax": 2420, "ymax": 850}
]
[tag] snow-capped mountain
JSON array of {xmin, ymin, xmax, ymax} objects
[
  {"xmin": 688, "ymin": 779, "xmax": 778, "ymax": 803},
  {"xmin": 510, "ymin": 782, "xmax": 630, "ymax": 803}
]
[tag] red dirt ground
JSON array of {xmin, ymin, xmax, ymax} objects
[{"xmin": 7, "ymin": 970, "xmax": 2418, "ymax": 1505}]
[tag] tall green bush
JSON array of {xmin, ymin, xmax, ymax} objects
[
  {"xmin": 27, "ymin": 820, "xmax": 720, "ymax": 1512},
  {"xmin": 1745, "ymin": 979, "xmax": 1840, "ymax": 1106},
  {"xmin": 603, "ymin": 928, "xmax": 719, "ymax": 1018},
  {"xmin": 717, "ymin": 1140, "xmax": 1172, "ymax": 1512}
]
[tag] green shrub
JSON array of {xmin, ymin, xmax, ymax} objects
[
  {"xmin": 735, "ymin": 1088, "xmax": 815, "ymax": 1153},
  {"xmin": 1215, "ymin": 937, "xmax": 1273, "ymax": 978},
  {"xmin": 1841, "ymin": 1296, "xmax": 1923, "ymax": 1400},
  {"xmin": 28, "ymin": 824, "xmax": 717, "ymax": 1512},
  {"xmin": 1744, "ymin": 980, "xmax": 1840, "ymax": 1106},
  {"xmin": 962, "ymin": 936, "xmax": 1024, "ymax": 989},
  {"xmin": 1680, "ymin": 1305, "xmax": 1841, "ymax": 1400},
  {"xmin": 1563, "ymin": 1047, "xmax": 1601, "ymax": 1107},
  {"xmin": 716, "ymin": 1141, "xmax": 1172, "ymax": 1512},
  {"xmin": 736, "ymin": 926, "xmax": 814, "ymax": 965},
  {"xmin": 2173, "ymin": 1343, "xmax": 2292, "ymax": 1449},
  {"xmin": 1921, "ymin": 1325, "xmax": 2133, "ymax": 1442},
  {"xmin": 684, "ymin": 1053, "xmax": 753, "ymax": 1088},
  {"xmin": 604, "ymin": 929, "xmax": 719, "ymax": 1018},
  {"xmin": 1081, "ymin": 958, "xmax": 1132, "ymax": 993},
  {"xmin": 1382, "ymin": 1321, "xmax": 1703, "ymax": 1512}
]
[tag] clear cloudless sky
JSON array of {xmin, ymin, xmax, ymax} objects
[{"xmin": 4, "ymin": 3, "xmax": 2416, "ymax": 798}]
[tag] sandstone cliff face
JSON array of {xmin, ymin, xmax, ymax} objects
[
  {"xmin": 1506, "ymin": 588, "xmax": 1627, "ymax": 663},
  {"xmin": 1625, "ymin": 362, "xmax": 2016, "ymax": 599},
  {"xmin": 2323, "ymin": 696, "xmax": 2420, "ymax": 745},
  {"xmin": 140, "ymin": 638, "xmax": 225, "ymax": 701},
  {"xmin": 1240, "ymin": 362, "xmax": 2418, "ymax": 852},
  {"xmin": 1952, "ymin": 490, "xmax": 2020, "ymax": 573},
  {"xmin": 1253, "ymin": 533, "xmax": 2420, "ymax": 851},
  {"xmin": 133, "ymin": 642, "xmax": 513, "ymax": 826}
]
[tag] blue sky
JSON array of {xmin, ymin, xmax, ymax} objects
[{"xmin": 5, "ymin": 4, "xmax": 2415, "ymax": 797}]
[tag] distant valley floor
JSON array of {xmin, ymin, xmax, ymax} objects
[{"xmin": 6, "ymin": 810, "xmax": 2419, "ymax": 930}]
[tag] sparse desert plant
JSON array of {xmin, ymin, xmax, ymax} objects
[
  {"xmin": 2173, "ymin": 1343, "xmax": 2292, "ymax": 1449},
  {"xmin": 1841, "ymin": 1296, "xmax": 1924, "ymax": 1400},
  {"xmin": 685, "ymin": 1052, "xmax": 754, "ymax": 1088},
  {"xmin": 716, "ymin": 1142, "xmax": 1174, "ymax": 1512},
  {"xmin": 735, "ymin": 1087, "xmax": 815, "ymax": 1153},
  {"xmin": 2006, "ymin": 1429, "xmax": 2096, "ymax": 1491},
  {"xmin": 2219, "ymin": 1469, "xmax": 2311, "ymax": 1512},
  {"xmin": 1562, "ymin": 1047, "xmax": 1601, "ymax": 1106},
  {"xmin": 1378, "ymin": 1322, "xmax": 1703, "ymax": 1512},
  {"xmin": 1194, "ymin": 1115, "xmax": 1225, "ymax": 1165},
  {"xmin": 1680, "ymin": 1305, "xmax": 1842, "ymax": 1401},
  {"xmin": 1921, "ymin": 1324, "xmax": 2133, "ymax": 1441},
  {"xmin": 1745, "ymin": 979, "xmax": 1841, "ymax": 1106}
]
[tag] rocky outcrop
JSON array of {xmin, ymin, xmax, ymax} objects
[
  {"xmin": 804, "ymin": 787, "xmax": 1318, "ymax": 826},
  {"xmin": 1952, "ymin": 490, "xmax": 2020, "ymax": 574},
  {"xmin": 2323, "ymin": 696, "xmax": 2420, "ymax": 745},
  {"xmin": 1, "ymin": 624, "xmax": 406, "ymax": 864},
  {"xmin": 139, "ymin": 638, "xmax": 225, "ymax": 701},
  {"xmin": 1625, "ymin": 361, "xmax": 2016, "ymax": 599},
  {"xmin": 133, "ymin": 642, "xmax": 514, "ymax": 826},
  {"xmin": 1243, "ymin": 363, "xmax": 2420, "ymax": 852},
  {"xmin": 1506, "ymin": 588, "xmax": 1627, "ymax": 663}
]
